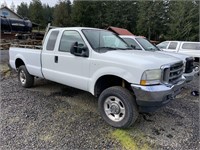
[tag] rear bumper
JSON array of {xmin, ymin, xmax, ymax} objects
[{"xmin": 131, "ymin": 77, "xmax": 185, "ymax": 112}]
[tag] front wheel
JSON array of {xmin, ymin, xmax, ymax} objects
[
  {"xmin": 18, "ymin": 65, "xmax": 34, "ymax": 88},
  {"xmin": 98, "ymin": 86, "xmax": 138, "ymax": 128}
]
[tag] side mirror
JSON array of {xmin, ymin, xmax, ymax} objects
[{"xmin": 70, "ymin": 42, "xmax": 89, "ymax": 57}]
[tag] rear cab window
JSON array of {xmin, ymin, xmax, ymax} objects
[
  {"xmin": 46, "ymin": 30, "xmax": 59, "ymax": 51},
  {"xmin": 168, "ymin": 42, "xmax": 178, "ymax": 50}
]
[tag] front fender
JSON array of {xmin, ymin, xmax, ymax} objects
[{"xmin": 88, "ymin": 66, "xmax": 138, "ymax": 95}]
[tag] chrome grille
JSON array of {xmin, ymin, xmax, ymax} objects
[{"xmin": 162, "ymin": 62, "xmax": 184, "ymax": 84}]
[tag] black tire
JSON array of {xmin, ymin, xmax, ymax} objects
[
  {"xmin": 18, "ymin": 65, "xmax": 34, "ymax": 88},
  {"xmin": 98, "ymin": 86, "xmax": 138, "ymax": 128}
]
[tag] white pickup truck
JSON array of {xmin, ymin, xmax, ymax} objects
[
  {"xmin": 157, "ymin": 41, "xmax": 200, "ymax": 74},
  {"xmin": 10, "ymin": 27, "xmax": 186, "ymax": 128},
  {"xmin": 120, "ymin": 35, "xmax": 196, "ymax": 82}
]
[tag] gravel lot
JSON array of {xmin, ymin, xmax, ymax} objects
[{"xmin": 0, "ymin": 50, "xmax": 199, "ymax": 150}]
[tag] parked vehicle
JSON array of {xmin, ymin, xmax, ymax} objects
[
  {"xmin": 120, "ymin": 35, "xmax": 195, "ymax": 82},
  {"xmin": 1, "ymin": 16, "xmax": 32, "ymax": 33},
  {"xmin": 157, "ymin": 41, "xmax": 200, "ymax": 73},
  {"xmin": 10, "ymin": 27, "xmax": 186, "ymax": 128}
]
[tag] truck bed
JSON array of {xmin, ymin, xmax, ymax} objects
[{"xmin": 9, "ymin": 47, "xmax": 44, "ymax": 78}]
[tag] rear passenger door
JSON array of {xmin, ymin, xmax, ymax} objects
[{"xmin": 42, "ymin": 30, "xmax": 60, "ymax": 80}]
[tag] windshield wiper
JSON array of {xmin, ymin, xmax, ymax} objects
[
  {"xmin": 98, "ymin": 47, "xmax": 117, "ymax": 50},
  {"xmin": 118, "ymin": 47, "xmax": 133, "ymax": 50}
]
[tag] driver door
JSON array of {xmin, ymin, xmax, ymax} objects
[{"xmin": 53, "ymin": 30, "xmax": 90, "ymax": 91}]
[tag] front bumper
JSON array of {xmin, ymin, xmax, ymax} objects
[
  {"xmin": 131, "ymin": 77, "xmax": 185, "ymax": 112},
  {"xmin": 183, "ymin": 71, "xmax": 195, "ymax": 82}
]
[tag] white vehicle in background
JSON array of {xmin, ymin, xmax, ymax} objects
[
  {"xmin": 157, "ymin": 41, "xmax": 200, "ymax": 73},
  {"xmin": 120, "ymin": 35, "xmax": 195, "ymax": 82}
]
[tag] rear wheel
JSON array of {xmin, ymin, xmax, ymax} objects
[
  {"xmin": 18, "ymin": 65, "xmax": 34, "ymax": 88},
  {"xmin": 98, "ymin": 86, "xmax": 138, "ymax": 128}
]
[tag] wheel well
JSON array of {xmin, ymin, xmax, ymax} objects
[
  {"xmin": 94, "ymin": 75, "xmax": 132, "ymax": 97},
  {"xmin": 15, "ymin": 58, "xmax": 25, "ymax": 69}
]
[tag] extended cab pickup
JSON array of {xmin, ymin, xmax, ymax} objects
[
  {"xmin": 120, "ymin": 35, "xmax": 196, "ymax": 82},
  {"xmin": 10, "ymin": 27, "xmax": 186, "ymax": 128}
]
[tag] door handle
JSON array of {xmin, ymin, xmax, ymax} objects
[{"xmin": 55, "ymin": 56, "xmax": 58, "ymax": 63}]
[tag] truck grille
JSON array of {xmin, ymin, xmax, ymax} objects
[
  {"xmin": 162, "ymin": 61, "xmax": 184, "ymax": 84},
  {"xmin": 185, "ymin": 58, "xmax": 193, "ymax": 73}
]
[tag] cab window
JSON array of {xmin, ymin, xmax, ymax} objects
[
  {"xmin": 157, "ymin": 41, "xmax": 169, "ymax": 49},
  {"xmin": 59, "ymin": 30, "xmax": 86, "ymax": 52},
  {"xmin": 182, "ymin": 43, "xmax": 200, "ymax": 50},
  {"xmin": 46, "ymin": 31, "xmax": 59, "ymax": 51},
  {"xmin": 123, "ymin": 38, "xmax": 142, "ymax": 50},
  {"xmin": 168, "ymin": 42, "xmax": 178, "ymax": 49}
]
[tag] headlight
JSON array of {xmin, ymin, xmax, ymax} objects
[{"xmin": 140, "ymin": 69, "xmax": 161, "ymax": 85}]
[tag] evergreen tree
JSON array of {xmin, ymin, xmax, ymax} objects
[
  {"xmin": 29, "ymin": 0, "xmax": 44, "ymax": 27},
  {"xmin": 71, "ymin": 0, "xmax": 99, "ymax": 27},
  {"xmin": 43, "ymin": 4, "xmax": 54, "ymax": 25},
  {"xmin": 136, "ymin": 0, "xmax": 168, "ymax": 40},
  {"xmin": 53, "ymin": 0, "xmax": 72, "ymax": 27},
  {"xmin": 166, "ymin": 0, "xmax": 199, "ymax": 41},
  {"xmin": 10, "ymin": 1, "xmax": 15, "ymax": 12},
  {"xmin": 17, "ymin": 2, "xmax": 29, "ymax": 18},
  {"xmin": 71, "ymin": 0, "xmax": 138, "ymax": 32}
]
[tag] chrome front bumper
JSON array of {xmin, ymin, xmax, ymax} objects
[
  {"xmin": 183, "ymin": 71, "xmax": 194, "ymax": 82},
  {"xmin": 131, "ymin": 77, "xmax": 186, "ymax": 112}
]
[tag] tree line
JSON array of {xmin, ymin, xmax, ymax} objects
[{"xmin": 16, "ymin": 0, "xmax": 199, "ymax": 42}]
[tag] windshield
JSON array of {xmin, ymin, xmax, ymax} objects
[
  {"xmin": 136, "ymin": 38, "xmax": 160, "ymax": 51},
  {"xmin": 82, "ymin": 29, "xmax": 132, "ymax": 52}
]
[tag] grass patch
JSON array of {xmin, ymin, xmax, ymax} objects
[{"xmin": 111, "ymin": 129, "xmax": 150, "ymax": 150}]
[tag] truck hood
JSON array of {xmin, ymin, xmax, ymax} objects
[
  {"xmin": 156, "ymin": 51, "xmax": 190, "ymax": 62},
  {"xmin": 102, "ymin": 50, "xmax": 182, "ymax": 69}
]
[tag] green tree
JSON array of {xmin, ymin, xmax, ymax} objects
[
  {"xmin": 71, "ymin": 0, "xmax": 99, "ymax": 27},
  {"xmin": 136, "ymin": 0, "xmax": 168, "ymax": 40},
  {"xmin": 53, "ymin": 0, "xmax": 72, "ymax": 27},
  {"xmin": 29, "ymin": 0, "xmax": 44, "ymax": 27},
  {"xmin": 166, "ymin": 0, "xmax": 199, "ymax": 41},
  {"xmin": 43, "ymin": 4, "xmax": 54, "ymax": 25},
  {"xmin": 10, "ymin": 1, "xmax": 15, "ymax": 12},
  {"xmin": 17, "ymin": 2, "xmax": 29, "ymax": 18},
  {"xmin": 103, "ymin": 1, "xmax": 138, "ymax": 33},
  {"xmin": 71, "ymin": 0, "xmax": 138, "ymax": 32}
]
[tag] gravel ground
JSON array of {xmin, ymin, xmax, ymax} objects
[{"xmin": 0, "ymin": 50, "xmax": 199, "ymax": 150}]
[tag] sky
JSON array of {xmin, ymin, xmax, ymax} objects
[{"xmin": 1, "ymin": 0, "xmax": 60, "ymax": 8}]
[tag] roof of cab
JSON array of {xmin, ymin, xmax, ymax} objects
[{"xmin": 50, "ymin": 27, "xmax": 106, "ymax": 31}]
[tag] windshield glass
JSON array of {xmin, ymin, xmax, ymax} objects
[
  {"xmin": 136, "ymin": 38, "xmax": 160, "ymax": 51},
  {"xmin": 82, "ymin": 29, "xmax": 131, "ymax": 52}
]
